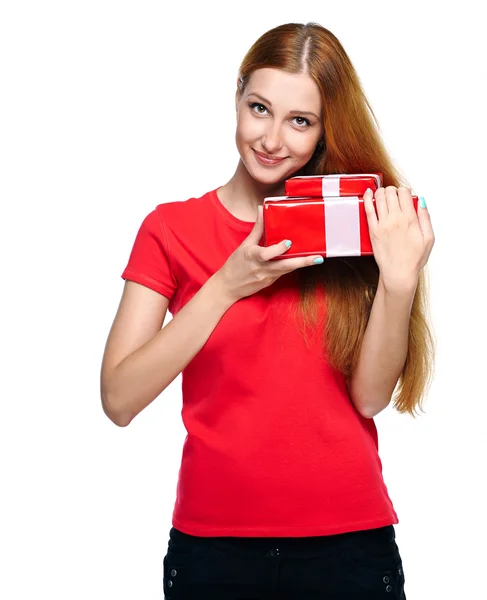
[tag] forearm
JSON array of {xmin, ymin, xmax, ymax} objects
[
  {"xmin": 104, "ymin": 274, "xmax": 235, "ymax": 426},
  {"xmin": 347, "ymin": 277, "xmax": 417, "ymax": 418}
]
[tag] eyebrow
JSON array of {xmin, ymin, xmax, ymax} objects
[{"xmin": 247, "ymin": 92, "xmax": 320, "ymax": 119}]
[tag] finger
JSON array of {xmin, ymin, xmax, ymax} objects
[
  {"xmin": 363, "ymin": 188, "xmax": 378, "ymax": 235},
  {"xmin": 270, "ymin": 254, "xmax": 325, "ymax": 272},
  {"xmin": 397, "ymin": 186, "xmax": 416, "ymax": 221},
  {"xmin": 374, "ymin": 187, "xmax": 388, "ymax": 221},
  {"xmin": 258, "ymin": 238, "xmax": 295, "ymax": 262},
  {"xmin": 384, "ymin": 186, "xmax": 402, "ymax": 216},
  {"xmin": 245, "ymin": 204, "xmax": 264, "ymax": 245},
  {"xmin": 416, "ymin": 196, "xmax": 435, "ymax": 243}
]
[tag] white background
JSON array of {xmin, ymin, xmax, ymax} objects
[{"xmin": 1, "ymin": 1, "xmax": 486, "ymax": 598}]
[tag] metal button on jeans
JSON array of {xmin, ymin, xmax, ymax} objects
[
  {"xmin": 383, "ymin": 576, "xmax": 390, "ymax": 583},
  {"xmin": 269, "ymin": 548, "xmax": 280, "ymax": 557},
  {"xmin": 167, "ymin": 580, "xmax": 173, "ymax": 588},
  {"xmin": 170, "ymin": 569, "xmax": 177, "ymax": 577},
  {"xmin": 386, "ymin": 584, "xmax": 392, "ymax": 592}
]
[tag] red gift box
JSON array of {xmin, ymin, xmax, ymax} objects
[
  {"xmin": 285, "ymin": 173, "xmax": 383, "ymax": 198},
  {"xmin": 263, "ymin": 194, "xmax": 420, "ymax": 259}
]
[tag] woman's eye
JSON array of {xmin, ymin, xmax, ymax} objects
[
  {"xmin": 249, "ymin": 102, "xmax": 268, "ymax": 115},
  {"xmin": 248, "ymin": 103, "xmax": 310, "ymax": 127},
  {"xmin": 293, "ymin": 116, "xmax": 311, "ymax": 127}
]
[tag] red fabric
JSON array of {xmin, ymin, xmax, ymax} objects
[{"xmin": 121, "ymin": 187, "xmax": 399, "ymax": 537}]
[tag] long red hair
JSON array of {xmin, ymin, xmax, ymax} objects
[{"xmin": 237, "ymin": 22, "xmax": 436, "ymax": 417}]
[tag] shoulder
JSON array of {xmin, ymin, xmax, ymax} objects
[{"xmin": 153, "ymin": 189, "xmax": 215, "ymax": 230}]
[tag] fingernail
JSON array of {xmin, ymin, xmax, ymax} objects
[
  {"xmin": 419, "ymin": 196, "xmax": 427, "ymax": 209},
  {"xmin": 314, "ymin": 256, "xmax": 324, "ymax": 264},
  {"xmin": 365, "ymin": 188, "xmax": 372, "ymax": 195},
  {"xmin": 285, "ymin": 240, "xmax": 292, "ymax": 248}
]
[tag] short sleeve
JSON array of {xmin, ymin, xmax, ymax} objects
[{"xmin": 121, "ymin": 207, "xmax": 177, "ymax": 300}]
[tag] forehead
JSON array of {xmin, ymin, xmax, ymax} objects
[{"xmin": 246, "ymin": 68, "xmax": 322, "ymax": 112}]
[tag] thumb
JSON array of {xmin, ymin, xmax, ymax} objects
[{"xmin": 245, "ymin": 204, "xmax": 264, "ymax": 245}]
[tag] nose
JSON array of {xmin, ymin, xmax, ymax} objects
[{"xmin": 262, "ymin": 123, "xmax": 283, "ymax": 154}]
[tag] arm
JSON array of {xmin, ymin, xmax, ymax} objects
[
  {"xmin": 102, "ymin": 274, "xmax": 235, "ymax": 427},
  {"xmin": 346, "ymin": 276, "xmax": 418, "ymax": 419}
]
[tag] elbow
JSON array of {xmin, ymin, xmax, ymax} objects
[
  {"xmin": 356, "ymin": 398, "xmax": 390, "ymax": 419},
  {"xmin": 101, "ymin": 369, "xmax": 135, "ymax": 427},
  {"xmin": 347, "ymin": 388, "xmax": 379, "ymax": 419},
  {"xmin": 346, "ymin": 379, "xmax": 388, "ymax": 419},
  {"xmin": 354, "ymin": 402, "xmax": 375, "ymax": 419},
  {"xmin": 101, "ymin": 393, "xmax": 134, "ymax": 427},
  {"xmin": 347, "ymin": 380, "xmax": 370, "ymax": 418},
  {"xmin": 359, "ymin": 406, "xmax": 378, "ymax": 419},
  {"xmin": 112, "ymin": 414, "xmax": 133, "ymax": 428}
]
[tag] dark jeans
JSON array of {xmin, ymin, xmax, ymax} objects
[{"xmin": 163, "ymin": 524, "xmax": 406, "ymax": 599}]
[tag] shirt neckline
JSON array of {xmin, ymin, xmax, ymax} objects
[{"xmin": 210, "ymin": 187, "xmax": 256, "ymax": 231}]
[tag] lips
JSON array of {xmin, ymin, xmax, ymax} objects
[{"xmin": 253, "ymin": 149, "xmax": 286, "ymax": 165}]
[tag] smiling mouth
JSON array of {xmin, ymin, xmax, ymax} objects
[{"xmin": 253, "ymin": 149, "xmax": 287, "ymax": 164}]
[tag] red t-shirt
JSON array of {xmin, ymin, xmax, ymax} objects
[{"xmin": 121, "ymin": 186, "xmax": 399, "ymax": 537}]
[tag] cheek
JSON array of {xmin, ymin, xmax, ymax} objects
[
  {"xmin": 236, "ymin": 113, "xmax": 262, "ymax": 141},
  {"xmin": 290, "ymin": 134, "xmax": 318, "ymax": 157}
]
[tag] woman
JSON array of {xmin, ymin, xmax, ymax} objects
[{"xmin": 101, "ymin": 22, "xmax": 435, "ymax": 599}]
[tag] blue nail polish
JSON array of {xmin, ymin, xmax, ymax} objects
[
  {"xmin": 419, "ymin": 196, "xmax": 427, "ymax": 209},
  {"xmin": 314, "ymin": 257, "xmax": 324, "ymax": 264},
  {"xmin": 285, "ymin": 240, "xmax": 292, "ymax": 248}
]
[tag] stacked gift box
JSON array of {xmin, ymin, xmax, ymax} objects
[{"xmin": 262, "ymin": 173, "xmax": 419, "ymax": 259}]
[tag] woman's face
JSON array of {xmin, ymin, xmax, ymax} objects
[{"xmin": 235, "ymin": 68, "xmax": 324, "ymax": 184}]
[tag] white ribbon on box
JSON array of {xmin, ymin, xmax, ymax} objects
[
  {"xmin": 324, "ymin": 197, "xmax": 361, "ymax": 257},
  {"xmin": 321, "ymin": 176, "xmax": 341, "ymax": 196},
  {"xmin": 320, "ymin": 174, "xmax": 381, "ymax": 197}
]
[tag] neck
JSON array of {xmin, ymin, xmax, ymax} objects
[{"xmin": 221, "ymin": 159, "xmax": 287, "ymax": 215}]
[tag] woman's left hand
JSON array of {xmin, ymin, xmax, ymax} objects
[{"xmin": 363, "ymin": 186, "xmax": 435, "ymax": 292}]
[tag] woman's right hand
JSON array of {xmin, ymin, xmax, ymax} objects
[{"xmin": 214, "ymin": 204, "xmax": 324, "ymax": 303}]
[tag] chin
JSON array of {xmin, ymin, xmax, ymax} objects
[{"xmin": 249, "ymin": 166, "xmax": 288, "ymax": 186}]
